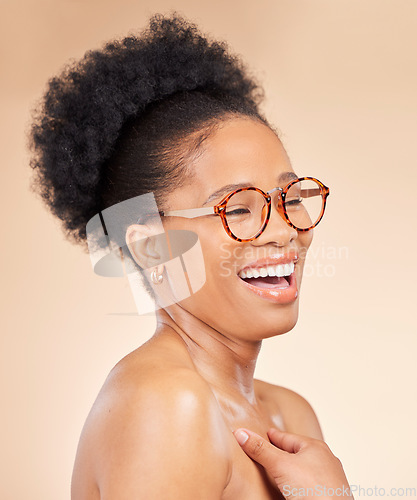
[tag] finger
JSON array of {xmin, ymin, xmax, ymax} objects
[
  {"xmin": 267, "ymin": 427, "xmax": 309, "ymax": 454},
  {"xmin": 232, "ymin": 428, "xmax": 287, "ymax": 473}
]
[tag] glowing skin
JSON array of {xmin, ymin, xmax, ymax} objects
[
  {"xmin": 151, "ymin": 117, "xmax": 313, "ymax": 398},
  {"xmin": 71, "ymin": 117, "xmax": 323, "ymax": 500}
]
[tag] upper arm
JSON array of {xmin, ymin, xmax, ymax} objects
[
  {"xmin": 84, "ymin": 369, "xmax": 231, "ymax": 500},
  {"xmin": 274, "ymin": 385, "xmax": 324, "ymax": 440}
]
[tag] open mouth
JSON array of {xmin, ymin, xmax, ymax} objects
[
  {"xmin": 237, "ymin": 262, "xmax": 295, "ymax": 289},
  {"xmin": 240, "ymin": 274, "xmax": 291, "ymax": 289}
]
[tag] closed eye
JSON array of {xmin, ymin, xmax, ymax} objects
[
  {"xmin": 225, "ymin": 207, "xmax": 251, "ymax": 216},
  {"xmin": 284, "ymin": 198, "xmax": 303, "ymax": 206}
]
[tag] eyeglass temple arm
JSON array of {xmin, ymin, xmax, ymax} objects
[
  {"xmin": 160, "ymin": 207, "xmax": 216, "ymax": 218},
  {"xmin": 269, "ymin": 187, "xmax": 326, "ymax": 199},
  {"xmin": 136, "ymin": 206, "xmax": 216, "ymax": 224},
  {"xmin": 301, "ymin": 188, "xmax": 323, "ymax": 198}
]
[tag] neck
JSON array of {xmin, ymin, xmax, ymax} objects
[{"xmin": 154, "ymin": 305, "xmax": 262, "ymax": 405}]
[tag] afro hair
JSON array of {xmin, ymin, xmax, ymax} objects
[{"xmin": 28, "ymin": 10, "xmax": 270, "ymax": 251}]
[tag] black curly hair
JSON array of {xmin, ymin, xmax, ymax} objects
[{"xmin": 29, "ymin": 11, "xmax": 274, "ymax": 298}]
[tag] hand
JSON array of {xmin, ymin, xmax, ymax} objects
[{"xmin": 232, "ymin": 427, "xmax": 353, "ymax": 500}]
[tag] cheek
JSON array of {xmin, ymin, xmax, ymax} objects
[
  {"xmin": 295, "ymin": 230, "xmax": 314, "ymax": 285},
  {"xmin": 197, "ymin": 233, "xmax": 241, "ymax": 284},
  {"xmin": 298, "ymin": 228, "xmax": 314, "ymax": 259}
]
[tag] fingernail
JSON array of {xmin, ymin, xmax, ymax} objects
[{"xmin": 233, "ymin": 429, "xmax": 249, "ymax": 445}]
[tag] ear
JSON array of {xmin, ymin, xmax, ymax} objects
[{"xmin": 125, "ymin": 223, "xmax": 164, "ymax": 270}]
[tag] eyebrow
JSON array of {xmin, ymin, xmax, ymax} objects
[{"xmin": 202, "ymin": 171, "xmax": 299, "ymax": 206}]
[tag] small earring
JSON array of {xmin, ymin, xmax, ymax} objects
[{"xmin": 151, "ymin": 268, "xmax": 163, "ymax": 285}]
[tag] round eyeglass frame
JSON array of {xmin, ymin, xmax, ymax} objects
[
  {"xmin": 139, "ymin": 176, "xmax": 330, "ymax": 243},
  {"xmin": 213, "ymin": 176, "xmax": 330, "ymax": 242}
]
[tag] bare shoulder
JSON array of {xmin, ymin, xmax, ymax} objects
[
  {"xmin": 254, "ymin": 378, "xmax": 324, "ymax": 440},
  {"xmin": 72, "ymin": 347, "xmax": 232, "ymax": 499}
]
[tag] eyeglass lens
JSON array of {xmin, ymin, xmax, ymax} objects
[{"xmin": 224, "ymin": 179, "xmax": 324, "ymax": 239}]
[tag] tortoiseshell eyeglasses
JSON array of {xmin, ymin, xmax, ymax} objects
[{"xmin": 139, "ymin": 177, "xmax": 330, "ymax": 243}]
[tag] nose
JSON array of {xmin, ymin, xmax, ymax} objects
[{"xmin": 255, "ymin": 192, "xmax": 298, "ymax": 245}]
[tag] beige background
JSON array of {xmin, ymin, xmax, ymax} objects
[{"xmin": 1, "ymin": 0, "xmax": 416, "ymax": 498}]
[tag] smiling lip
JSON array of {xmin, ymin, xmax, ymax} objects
[
  {"xmin": 237, "ymin": 267, "xmax": 298, "ymax": 304},
  {"xmin": 238, "ymin": 250, "xmax": 299, "ymax": 274}
]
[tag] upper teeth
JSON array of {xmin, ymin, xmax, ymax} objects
[{"xmin": 238, "ymin": 261, "xmax": 295, "ymax": 279}]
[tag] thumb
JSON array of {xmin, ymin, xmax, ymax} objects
[
  {"xmin": 233, "ymin": 428, "xmax": 288, "ymax": 474},
  {"xmin": 267, "ymin": 427, "xmax": 307, "ymax": 454}
]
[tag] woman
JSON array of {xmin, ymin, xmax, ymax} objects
[{"xmin": 29, "ymin": 12, "xmax": 352, "ymax": 499}]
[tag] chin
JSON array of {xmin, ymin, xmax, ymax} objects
[{"xmin": 257, "ymin": 299, "xmax": 300, "ymax": 339}]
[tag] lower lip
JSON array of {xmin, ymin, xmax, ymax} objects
[{"xmin": 237, "ymin": 269, "xmax": 298, "ymax": 304}]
